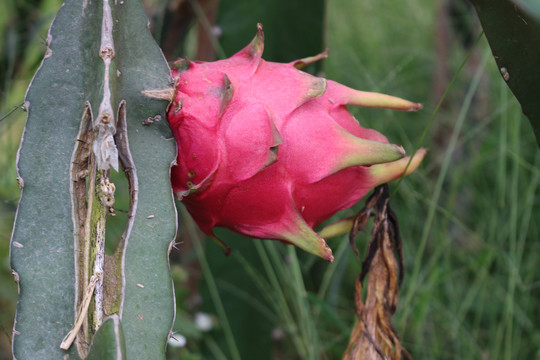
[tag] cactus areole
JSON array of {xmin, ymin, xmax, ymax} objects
[{"xmin": 168, "ymin": 24, "xmax": 425, "ymax": 261}]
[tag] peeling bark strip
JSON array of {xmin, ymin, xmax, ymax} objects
[
  {"xmin": 60, "ymin": 275, "xmax": 99, "ymax": 350},
  {"xmin": 90, "ymin": 169, "xmax": 115, "ymax": 333},
  {"xmin": 343, "ymin": 185, "xmax": 410, "ymax": 360},
  {"xmin": 69, "ymin": 104, "xmax": 118, "ymax": 356},
  {"xmin": 70, "ymin": 103, "xmax": 94, "ymax": 354}
]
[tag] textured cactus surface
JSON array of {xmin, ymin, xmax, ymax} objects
[{"xmin": 10, "ymin": 0, "xmax": 176, "ymax": 359}]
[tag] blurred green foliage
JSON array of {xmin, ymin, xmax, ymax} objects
[{"xmin": 1, "ymin": 0, "xmax": 539, "ymax": 359}]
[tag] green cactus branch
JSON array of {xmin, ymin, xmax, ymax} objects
[{"xmin": 10, "ymin": 0, "xmax": 176, "ymax": 358}]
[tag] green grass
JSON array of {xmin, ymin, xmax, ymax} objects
[{"xmin": 1, "ymin": 0, "xmax": 539, "ymax": 359}]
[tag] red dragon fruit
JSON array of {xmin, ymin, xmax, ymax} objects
[{"xmin": 168, "ymin": 24, "xmax": 425, "ymax": 262}]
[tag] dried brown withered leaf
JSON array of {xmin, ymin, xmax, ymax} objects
[{"xmin": 343, "ymin": 185, "xmax": 410, "ymax": 360}]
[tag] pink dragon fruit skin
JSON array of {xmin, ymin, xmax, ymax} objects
[{"xmin": 169, "ymin": 24, "xmax": 425, "ymax": 262}]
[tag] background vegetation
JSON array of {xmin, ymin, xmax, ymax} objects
[{"xmin": 1, "ymin": 0, "xmax": 539, "ymax": 359}]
